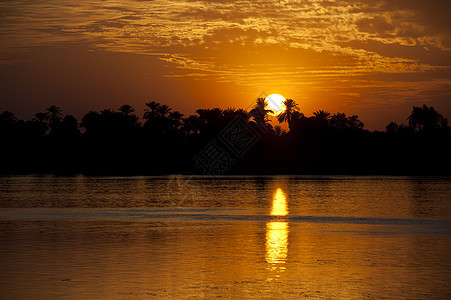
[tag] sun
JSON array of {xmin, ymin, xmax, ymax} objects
[{"xmin": 266, "ymin": 94, "xmax": 286, "ymax": 116}]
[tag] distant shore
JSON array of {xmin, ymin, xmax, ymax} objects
[{"xmin": 1, "ymin": 102, "xmax": 450, "ymax": 176}]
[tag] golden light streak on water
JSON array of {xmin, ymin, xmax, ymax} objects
[
  {"xmin": 266, "ymin": 188, "xmax": 289, "ymax": 274},
  {"xmin": 270, "ymin": 188, "xmax": 288, "ymax": 216},
  {"xmin": 266, "ymin": 221, "xmax": 289, "ymax": 265}
]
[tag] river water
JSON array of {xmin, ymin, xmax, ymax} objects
[{"xmin": 0, "ymin": 176, "xmax": 450, "ymax": 299}]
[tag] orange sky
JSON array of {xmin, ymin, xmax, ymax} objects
[{"xmin": 1, "ymin": 0, "xmax": 451, "ymax": 129}]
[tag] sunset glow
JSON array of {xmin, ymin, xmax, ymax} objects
[
  {"xmin": 0, "ymin": 1, "xmax": 450, "ymax": 297},
  {"xmin": 1, "ymin": 0, "xmax": 450, "ymax": 129}
]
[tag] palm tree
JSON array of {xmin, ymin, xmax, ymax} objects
[
  {"xmin": 196, "ymin": 108, "xmax": 224, "ymax": 125},
  {"xmin": 33, "ymin": 112, "xmax": 47, "ymax": 123},
  {"xmin": 119, "ymin": 104, "xmax": 135, "ymax": 115},
  {"xmin": 273, "ymin": 125, "xmax": 286, "ymax": 136},
  {"xmin": 313, "ymin": 110, "xmax": 330, "ymax": 120},
  {"xmin": 169, "ymin": 111, "xmax": 183, "ymax": 121},
  {"xmin": 223, "ymin": 108, "xmax": 251, "ymax": 122},
  {"xmin": 143, "ymin": 101, "xmax": 160, "ymax": 120},
  {"xmin": 250, "ymin": 98, "xmax": 273, "ymax": 128},
  {"xmin": 183, "ymin": 115, "xmax": 202, "ymax": 135},
  {"xmin": 277, "ymin": 99, "xmax": 299, "ymax": 131},
  {"xmin": 118, "ymin": 105, "xmax": 140, "ymax": 129},
  {"xmin": 46, "ymin": 106, "xmax": 63, "ymax": 133},
  {"xmin": 157, "ymin": 105, "xmax": 171, "ymax": 118},
  {"xmin": 101, "ymin": 108, "xmax": 115, "ymax": 116},
  {"xmin": 46, "ymin": 105, "xmax": 63, "ymax": 119},
  {"xmin": 256, "ymin": 97, "xmax": 273, "ymax": 115},
  {"xmin": 0, "ymin": 111, "xmax": 17, "ymax": 124},
  {"xmin": 169, "ymin": 111, "xmax": 184, "ymax": 130},
  {"xmin": 235, "ymin": 108, "xmax": 251, "ymax": 121}
]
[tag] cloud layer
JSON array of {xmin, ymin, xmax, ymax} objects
[{"xmin": 1, "ymin": 0, "xmax": 451, "ymax": 127}]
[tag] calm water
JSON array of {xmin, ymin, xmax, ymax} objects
[{"xmin": 0, "ymin": 175, "xmax": 450, "ymax": 299}]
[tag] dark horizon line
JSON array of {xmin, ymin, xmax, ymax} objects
[
  {"xmin": 0, "ymin": 101, "xmax": 450, "ymax": 176},
  {"xmin": 1, "ymin": 101, "xmax": 450, "ymax": 132}
]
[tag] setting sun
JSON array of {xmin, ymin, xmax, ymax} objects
[
  {"xmin": 1, "ymin": 0, "xmax": 451, "ymax": 299},
  {"xmin": 266, "ymin": 94, "xmax": 286, "ymax": 116}
]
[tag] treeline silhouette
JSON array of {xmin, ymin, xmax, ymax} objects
[{"xmin": 0, "ymin": 100, "xmax": 450, "ymax": 175}]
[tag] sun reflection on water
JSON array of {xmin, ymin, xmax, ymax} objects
[
  {"xmin": 266, "ymin": 221, "xmax": 289, "ymax": 264},
  {"xmin": 270, "ymin": 188, "xmax": 288, "ymax": 216},
  {"xmin": 266, "ymin": 188, "xmax": 289, "ymax": 273}
]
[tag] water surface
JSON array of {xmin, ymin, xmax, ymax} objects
[{"xmin": 1, "ymin": 176, "xmax": 450, "ymax": 299}]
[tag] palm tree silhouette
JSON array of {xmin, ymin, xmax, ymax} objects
[
  {"xmin": 169, "ymin": 111, "xmax": 184, "ymax": 130},
  {"xmin": 143, "ymin": 101, "xmax": 160, "ymax": 120},
  {"xmin": 119, "ymin": 104, "xmax": 135, "ymax": 115},
  {"xmin": 2, "ymin": 100, "xmax": 451, "ymax": 175},
  {"xmin": 46, "ymin": 106, "xmax": 63, "ymax": 120},
  {"xmin": 277, "ymin": 99, "xmax": 299, "ymax": 131},
  {"xmin": 118, "ymin": 105, "xmax": 140, "ymax": 130},
  {"xmin": 273, "ymin": 125, "xmax": 286, "ymax": 136},
  {"xmin": 33, "ymin": 112, "xmax": 47, "ymax": 123},
  {"xmin": 250, "ymin": 98, "xmax": 273, "ymax": 129},
  {"xmin": 183, "ymin": 115, "xmax": 202, "ymax": 135},
  {"xmin": 157, "ymin": 105, "xmax": 171, "ymax": 118},
  {"xmin": 0, "ymin": 111, "xmax": 17, "ymax": 124},
  {"xmin": 223, "ymin": 108, "xmax": 251, "ymax": 122},
  {"xmin": 313, "ymin": 110, "xmax": 330, "ymax": 120},
  {"xmin": 46, "ymin": 106, "xmax": 63, "ymax": 133},
  {"xmin": 196, "ymin": 108, "xmax": 223, "ymax": 125}
]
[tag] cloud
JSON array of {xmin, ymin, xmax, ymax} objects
[{"xmin": 1, "ymin": 0, "xmax": 450, "ymax": 120}]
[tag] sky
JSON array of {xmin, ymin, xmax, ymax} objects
[{"xmin": 1, "ymin": 0, "xmax": 451, "ymax": 130}]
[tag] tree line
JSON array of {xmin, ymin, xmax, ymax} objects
[{"xmin": 0, "ymin": 99, "xmax": 450, "ymax": 175}]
